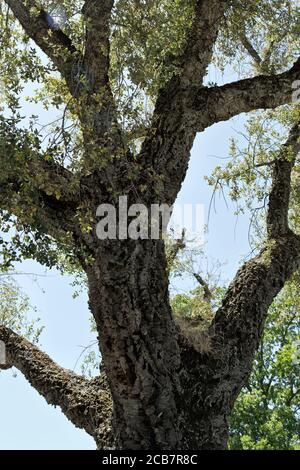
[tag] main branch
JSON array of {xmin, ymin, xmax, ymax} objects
[
  {"xmin": 179, "ymin": 0, "xmax": 229, "ymax": 87},
  {"xmin": 5, "ymin": 0, "xmax": 82, "ymax": 97},
  {"xmin": 196, "ymin": 57, "xmax": 300, "ymax": 130},
  {"xmin": 0, "ymin": 325, "xmax": 113, "ymax": 448}
]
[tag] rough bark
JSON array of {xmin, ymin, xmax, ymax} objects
[
  {"xmin": 194, "ymin": 57, "xmax": 300, "ymax": 130},
  {"xmin": 86, "ymin": 239, "xmax": 182, "ymax": 449},
  {"xmin": 80, "ymin": 0, "xmax": 121, "ymax": 141}
]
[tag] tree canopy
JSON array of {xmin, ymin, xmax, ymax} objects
[{"xmin": 1, "ymin": 0, "xmax": 300, "ymax": 450}]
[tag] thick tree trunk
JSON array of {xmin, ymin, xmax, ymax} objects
[
  {"xmin": 85, "ymin": 238, "xmax": 242, "ymax": 451},
  {"xmin": 178, "ymin": 341, "xmax": 231, "ymax": 450},
  {"xmin": 87, "ymin": 239, "xmax": 184, "ymax": 450}
]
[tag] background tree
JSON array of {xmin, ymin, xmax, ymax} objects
[{"xmin": 1, "ymin": 0, "xmax": 300, "ymax": 449}]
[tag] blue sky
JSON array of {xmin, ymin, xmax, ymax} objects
[{"xmin": 0, "ymin": 65, "xmax": 252, "ymax": 449}]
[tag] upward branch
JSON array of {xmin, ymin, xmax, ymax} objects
[
  {"xmin": 267, "ymin": 124, "xmax": 300, "ymax": 238},
  {"xmin": 80, "ymin": 0, "xmax": 124, "ymax": 167},
  {"xmin": 139, "ymin": 1, "xmax": 231, "ymax": 203},
  {"xmin": 82, "ymin": 0, "xmax": 114, "ymax": 96},
  {"xmin": 4, "ymin": 0, "xmax": 82, "ymax": 97},
  {"xmin": 238, "ymin": 31, "xmax": 262, "ymax": 67},
  {"xmin": 178, "ymin": 0, "xmax": 230, "ymax": 87},
  {"xmin": 196, "ymin": 123, "xmax": 300, "ymax": 426}
]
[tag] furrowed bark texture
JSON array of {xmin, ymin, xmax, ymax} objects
[{"xmin": 86, "ymin": 240, "xmax": 182, "ymax": 449}]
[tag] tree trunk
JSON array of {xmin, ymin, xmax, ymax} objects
[
  {"xmin": 85, "ymin": 238, "xmax": 241, "ymax": 451},
  {"xmin": 87, "ymin": 239, "xmax": 184, "ymax": 450}
]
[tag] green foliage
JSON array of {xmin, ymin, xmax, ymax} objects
[
  {"xmin": 0, "ymin": 1, "xmax": 300, "ymax": 447},
  {"xmin": 167, "ymin": 236, "xmax": 225, "ymax": 353},
  {"xmin": 80, "ymin": 347, "xmax": 99, "ymax": 378},
  {"xmin": 172, "ymin": 289, "xmax": 212, "ymax": 325},
  {"xmin": 205, "ymin": 105, "xmax": 300, "ymax": 248},
  {"xmin": 0, "ymin": 1, "xmax": 299, "ymax": 266},
  {"xmin": 0, "ymin": 275, "xmax": 43, "ymax": 344},
  {"xmin": 217, "ymin": 0, "xmax": 300, "ymax": 74}
]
